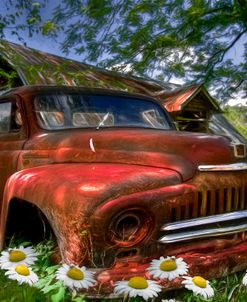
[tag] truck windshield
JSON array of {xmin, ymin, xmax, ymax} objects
[{"xmin": 34, "ymin": 93, "xmax": 173, "ymax": 130}]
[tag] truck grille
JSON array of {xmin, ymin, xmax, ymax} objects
[
  {"xmin": 169, "ymin": 186, "xmax": 247, "ymax": 222},
  {"xmin": 159, "ymin": 170, "xmax": 247, "ymax": 244}
]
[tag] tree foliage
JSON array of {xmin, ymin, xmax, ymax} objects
[
  {"xmin": 1, "ymin": 0, "xmax": 247, "ymax": 101},
  {"xmin": 225, "ymin": 104, "xmax": 247, "ymax": 138}
]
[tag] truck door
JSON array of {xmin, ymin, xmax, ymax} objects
[{"xmin": 0, "ymin": 97, "xmax": 27, "ymax": 202}]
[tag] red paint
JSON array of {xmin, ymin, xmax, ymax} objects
[{"xmin": 0, "ymin": 85, "xmax": 246, "ymax": 296}]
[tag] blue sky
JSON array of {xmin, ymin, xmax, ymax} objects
[{"xmin": 0, "ymin": 1, "xmax": 246, "ymax": 106}]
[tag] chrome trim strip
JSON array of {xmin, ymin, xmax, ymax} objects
[
  {"xmin": 198, "ymin": 162, "xmax": 247, "ymax": 171},
  {"xmin": 161, "ymin": 210, "xmax": 247, "ymax": 231},
  {"xmin": 159, "ymin": 223, "xmax": 247, "ymax": 243}
]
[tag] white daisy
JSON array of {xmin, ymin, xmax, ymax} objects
[
  {"xmin": 182, "ymin": 276, "xmax": 214, "ymax": 299},
  {"xmin": 0, "ymin": 246, "xmax": 38, "ymax": 270},
  {"xmin": 5, "ymin": 264, "xmax": 39, "ymax": 286},
  {"xmin": 147, "ymin": 256, "xmax": 188, "ymax": 281},
  {"xmin": 243, "ymin": 271, "xmax": 247, "ymax": 285},
  {"xmin": 114, "ymin": 276, "xmax": 162, "ymax": 301},
  {"xmin": 55, "ymin": 264, "xmax": 96, "ymax": 290}
]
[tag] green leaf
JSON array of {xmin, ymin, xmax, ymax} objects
[
  {"xmin": 51, "ymin": 287, "xmax": 66, "ymax": 302},
  {"xmin": 27, "ymin": 17, "xmax": 38, "ymax": 25},
  {"xmin": 42, "ymin": 21, "xmax": 56, "ymax": 35}
]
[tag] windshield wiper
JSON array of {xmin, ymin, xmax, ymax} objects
[{"xmin": 96, "ymin": 112, "xmax": 110, "ymax": 130}]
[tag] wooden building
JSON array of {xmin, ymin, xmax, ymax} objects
[{"xmin": 158, "ymin": 85, "xmax": 221, "ymax": 132}]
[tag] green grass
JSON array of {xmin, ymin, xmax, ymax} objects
[
  {"xmin": 0, "ymin": 240, "xmax": 87, "ymax": 302},
  {"xmin": 163, "ymin": 272, "xmax": 247, "ymax": 302},
  {"xmin": 1, "ymin": 239, "xmax": 247, "ymax": 302}
]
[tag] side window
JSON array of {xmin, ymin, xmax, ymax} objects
[
  {"xmin": 0, "ymin": 101, "xmax": 22, "ymax": 133},
  {"xmin": 0, "ymin": 102, "xmax": 11, "ymax": 132},
  {"xmin": 11, "ymin": 102, "xmax": 23, "ymax": 131}
]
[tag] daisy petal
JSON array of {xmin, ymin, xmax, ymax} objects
[
  {"xmin": 182, "ymin": 275, "xmax": 214, "ymax": 299},
  {"xmin": 147, "ymin": 256, "xmax": 188, "ymax": 281},
  {"xmin": 114, "ymin": 276, "xmax": 162, "ymax": 300},
  {"xmin": 55, "ymin": 264, "xmax": 97, "ymax": 290}
]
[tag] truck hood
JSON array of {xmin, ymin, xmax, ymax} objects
[{"xmin": 22, "ymin": 128, "xmax": 236, "ymax": 181}]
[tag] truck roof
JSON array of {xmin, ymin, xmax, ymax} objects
[{"xmin": 0, "ymin": 85, "xmax": 157, "ymax": 102}]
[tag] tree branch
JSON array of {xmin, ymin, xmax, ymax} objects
[{"xmin": 205, "ymin": 29, "xmax": 247, "ymax": 81}]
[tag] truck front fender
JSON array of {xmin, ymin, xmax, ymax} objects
[{"xmin": 0, "ymin": 162, "xmax": 182, "ymax": 264}]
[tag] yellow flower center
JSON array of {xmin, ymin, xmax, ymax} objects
[
  {"xmin": 192, "ymin": 276, "xmax": 207, "ymax": 288},
  {"xmin": 159, "ymin": 259, "xmax": 177, "ymax": 271},
  {"xmin": 9, "ymin": 250, "xmax": 26, "ymax": 262},
  {"xmin": 128, "ymin": 276, "xmax": 148, "ymax": 289},
  {"xmin": 15, "ymin": 265, "xmax": 30, "ymax": 276},
  {"xmin": 67, "ymin": 267, "xmax": 84, "ymax": 280}
]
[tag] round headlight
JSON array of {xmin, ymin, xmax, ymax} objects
[{"xmin": 108, "ymin": 209, "xmax": 153, "ymax": 247}]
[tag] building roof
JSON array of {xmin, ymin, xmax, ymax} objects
[
  {"xmin": 160, "ymin": 85, "xmax": 221, "ymax": 112},
  {"xmin": 0, "ymin": 40, "xmax": 221, "ymax": 114},
  {"xmin": 0, "ymin": 40, "xmax": 177, "ymax": 96}
]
